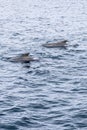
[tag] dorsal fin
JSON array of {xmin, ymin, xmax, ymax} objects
[
  {"xmin": 20, "ymin": 53, "xmax": 29, "ymax": 57},
  {"xmin": 61, "ymin": 40, "xmax": 68, "ymax": 43}
]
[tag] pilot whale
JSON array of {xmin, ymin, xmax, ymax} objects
[
  {"xmin": 42, "ymin": 40, "xmax": 68, "ymax": 48},
  {"xmin": 9, "ymin": 53, "xmax": 39, "ymax": 63}
]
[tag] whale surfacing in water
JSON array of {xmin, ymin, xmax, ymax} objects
[
  {"xmin": 42, "ymin": 40, "xmax": 68, "ymax": 48},
  {"xmin": 10, "ymin": 53, "xmax": 39, "ymax": 63}
]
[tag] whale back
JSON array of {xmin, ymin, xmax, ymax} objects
[
  {"xmin": 42, "ymin": 40, "xmax": 68, "ymax": 48},
  {"xmin": 9, "ymin": 53, "xmax": 38, "ymax": 63}
]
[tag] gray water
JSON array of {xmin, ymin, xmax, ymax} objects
[{"xmin": 0, "ymin": 0, "xmax": 87, "ymax": 130}]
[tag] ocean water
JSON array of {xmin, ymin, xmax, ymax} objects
[{"xmin": 0, "ymin": 0, "xmax": 87, "ymax": 130}]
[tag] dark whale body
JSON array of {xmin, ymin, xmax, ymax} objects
[
  {"xmin": 42, "ymin": 40, "xmax": 68, "ymax": 48},
  {"xmin": 10, "ymin": 53, "xmax": 38, "ymax": 63}
]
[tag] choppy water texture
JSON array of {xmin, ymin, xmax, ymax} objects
[{"xmin": 0, "ymin": 0, "xmax": 87, "ymax": 130}]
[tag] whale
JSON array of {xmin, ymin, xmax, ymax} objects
[
  {"xmin": 9, "ymin": 53, "xmax": 39, "ymax": 63},
  {"xmin": 42, "ymin": 40, "xmax": 68, "ymax": 48}
]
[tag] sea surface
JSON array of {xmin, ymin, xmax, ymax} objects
[{"xmin": 0, "ymin": 0, "xmax": 87, "ymax": 130}]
